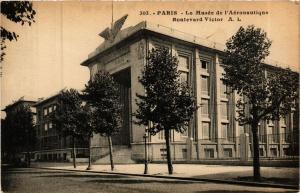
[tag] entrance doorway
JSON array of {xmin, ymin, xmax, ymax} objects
[{"xmin": 112, "ymin": 68, "xmax": 131, "ymax": 146}]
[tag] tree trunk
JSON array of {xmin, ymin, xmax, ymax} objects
[
  {"xmin": 108, "ymin": 136, "xmax": 114, "ymax": 171},
  {"xmin": 252, "ymin": 121, "xmax": 261, "ymax": 181},
  {"xmin": 144, "ymin": 135, "xmax": 148, "ymax": 174},
  {"xmin": 26, "ymin": 131, "xmax": 31, "ymax": 167},
  {"xmin": 72, "ymin": 136, "xmax": 77, "ymax": 168},
  {"xmin": 27, "ymin": 151, "xmax": 31, "ymax": 167},
  {"xmin": 164, "ymin": 129, "xmax": 173, "ymax": 175},
  {"xmin": 86, "ymin": 135, "xmax": 92, "ymax": 170}
]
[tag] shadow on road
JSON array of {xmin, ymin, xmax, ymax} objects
[
  {"xmin": 2, "ymin": 170, "xmax": 69, "ymax": 175},
  {"xmin": 38, "ymin": 173, "xmax": 197, "ymax": 184},
  {"xmin": 195, "ymin": 191, "xmax": 296, "ymax": 193},
  {"xmin": 85, "ymin": 179, "xmax": 197, "ymax": 184},
  {"xmin": 37, "ymin": 174, "xmax": 125, "ymax": 179},
  {"xmin": 191, "ymin": 170, "xmax": 299, "ymax": 186}
]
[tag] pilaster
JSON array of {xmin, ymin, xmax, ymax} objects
[
  {"xmin": 195, "ymin": 48, "xmax": 201, "ymax": 160},
  {"xmin": 215, "ymin": 54, "xmax": 221, "ymax": 158}
]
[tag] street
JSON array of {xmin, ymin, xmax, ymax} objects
[{"xmin": 1, "ymin": 168, "xmax": 296, "ymax": 193}]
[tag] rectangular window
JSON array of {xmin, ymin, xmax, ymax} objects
[
  {"xmin": 268, "ymin": 121, "xmax": 278, "ymax": 143},
  {"xmin": 178, "ymin": 56, "xmax": 189, "ymax": 70},
  {"xmin": 220, "ymin": 102, "xmax": 228, "ymax": 119},
  {"xmin": 270, "ymin": 148, "xmax": 277, "ymax": 157},
  {"xmin": 201, "ymin": 76, "xmax": 209, "ymax": 95},
  {"xmin": 223, "ymin": 148, "xmax": 233, "ymax": 158},
  {"xmin": 258, "ymin": 122, "xmax": 265, "ymax": 143},
  {"xmin": 48, "ymin": 106, "xmax": 52, "ymax": 113},
  {"xmin": 221, "ymin": 123, "xmax": 228, "ymax": 139},
  {"xmin": 182, "ymin": 149, "xmax": 187, "ymax": 159},
  {"xmin": 63, "ymin": 153, "xmax": 67, "ymax": 160},
  {"xmin": 160, "ymin": 148, "xmax": 167, "ymax": 159},
  {"xmin": 283, "ymin": 148, "xmax": 289, "ymax": 156},
  {"xmin": 201, "ymin": 99, "xmax": 209, "ymax": 117},
  {"xmin": 49, "ymin": 122, "xmax": 53, "ymax": 129},
  {"xmin": 282, "ymin": 127, "xmax": 290, "ymax": 142},
  {"xmin": 280, "ymin": 116, "xmax": 287, "ymax": 126},
  {"xmin": 268, "ymin": 125, "xmax": 275, "ymax": 143},
  {"xmin": 38, "ymin": 110, "xmax": 42, "ymax": 119},
  {"xmin": 180, "ymin": 125, "xmax": 188, "ymax": 138},
  {"xmin": 258, "ymin": 122, "xmax": 264, "ymax": 135},
  {"xmin": 53, "ymin": 105, "xmax": 57, "ymax": 111},
  {"xmin": 267, "ymin": 125, "xmax": 274, "ymax": 135},
  {"xmin": 220, "ymin": 81, "xmax": 228, "ymax": 98},
  {"xmin": 204, "ymin": 148, "xmax": 214, "ymax": 158},
  {"xmin": 259, "ymin": 148, "xmax": 264, "ymax": 157},
  {"xmin": 202, "ymin": 122, "xmax": 210, "ymax": 139},
  {"xmin": 158, "ymin": 130, "xmax": 164, "ymax": 140},
  {"xmin": 283, "ymin": 126, "xmax": 288, "ymax": 135},
  {"xmin": 239, "ymin": 123, "xmax": 244, "ymax": 135},
  {"xmin": 179, "ymin": 71, "xmax": 188, "ymax": 85},
  {"xmin": 200, "ymin": 60, "xmax": 209, "ymax": 70},
  {"xmin": 44, "ymin": 123, "xmax": 48, "ymax": 131},
  {"xmin": 43, "ymin": 108, "xmax": 48, "ymax": 116}
]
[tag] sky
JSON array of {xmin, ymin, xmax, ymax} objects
[{"xmin": 1, "ymin": 1, "xmax": 299, "ymax": 115}]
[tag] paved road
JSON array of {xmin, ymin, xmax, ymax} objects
[{"xmin": 1, "ymin": 168, "xmax": 296, "ymax": 193}]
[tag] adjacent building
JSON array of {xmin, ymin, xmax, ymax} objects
[
  {"xmin": 2, "ymin": 97, "xmax": 37, "ymax": 161},
  {"xmin": 81, "ymin": 21, "xmax": 299, "ymax": 162},
  {"xmin": 33, "ymin": 93, "xmax": 89, "ymax": 162},
  {"xmin": 2, "ymin": 97, "xmax": 37, "ymax": 118}
]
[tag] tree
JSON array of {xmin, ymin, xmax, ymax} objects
[
  {"xmin": 1, "ymin": 1, "xmax": 36, "ymax": 62},
  {"xmin": 135, "ymin": 47, "xmax": 197, "ymax": 174},
  {"xmin": 2, "ymin": 104, "xmax": 35, "ymax": 167},
  {"xmin": 222, "ymin": 25, "xmax": 299, "ymax": 181},
  {"xmin": 51, "ymin": 89, "xmax": 86, "ymax": 168},
  {"xmin": 78, "ymin": 104, "xmax": 94, "ymax": 170},
  {"xmin": 82, "ymin": 71, "xmax": 122, "ymax": 171}
]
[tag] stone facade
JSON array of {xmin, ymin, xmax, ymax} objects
[{"xmin": 82, "ymin": 21, "xmax": 299, "ymax": 162}]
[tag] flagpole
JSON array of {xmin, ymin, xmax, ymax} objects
[{"xmin": 111, "ymin": 0, "xmax": 114, "ymax": 28}]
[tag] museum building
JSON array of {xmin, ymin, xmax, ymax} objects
[{"xmin": 80, "ymin": 20, "xmax": 299, "ymax": 162}]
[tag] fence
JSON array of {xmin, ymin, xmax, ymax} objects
[
  {"xmin": 198, "ymin": 132, "xmax": 299, "ymax": 160},
  {"xmin": 28, "ymin": 132, "xmax": 298, "ymax": 162},
  {"xmin": 31, "ymin": 148, "xmax": 89, "ymax": 162}
]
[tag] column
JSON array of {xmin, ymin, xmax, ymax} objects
[
  {"xmin": 215, "ymin": 54, "xmax": 222, "ymax": 158},
  {"xmin": 240, "ymin": 133, "xmax": 249, "ymax": 161},
  {"xmin": 195, "ymin": 48, "xmax": 201, "ymax": 160},
  {"xmin": 278, "ymin": 119, "xmax": 283, "ymax": 157},
  {"xmin": 290, "ymin": 112, "xmax": 294, "ymax": 156}
]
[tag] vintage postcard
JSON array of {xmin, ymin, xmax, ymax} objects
[{"xmin": 1, "ymin": 1, "xmax": 299, "ymax": 193}]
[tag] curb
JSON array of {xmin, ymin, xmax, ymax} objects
[{"xmin": 33, "ymin": 167, "xmax": 299, "ymax": 190}]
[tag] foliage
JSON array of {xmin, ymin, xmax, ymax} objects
[
  {"xmin": 50, "ymin": 88, "xmax": 90, "ymax": 168},
  {"xmin": 222, "ymin": 25, "xmax": 299, "ymax": 180},
  {"xmin": 1, "ymin": 1, "xmax": 36, "ymax": 62},
  {"xmin": 223, "ymin": 25, "xmax": 298, "ymax": 125},
  {"xmin": 135, "ymin": 47, "xmax": 197, "ymax": 135},
  {"xmin": 135, "ymin": 47, "xmax": 197, "ymax": 174},
  {"xmin": 51, "ymin": 89, "xmax": 86, "ymax": 138},
  {"xmin": 2, "ymin": 103, "xmax": 35, "ymax": 162},
  {"xmin": 82, "ymin": 71, "xmax": 122, "ymax": 137}
]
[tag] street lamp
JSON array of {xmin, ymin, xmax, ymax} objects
[{"xmin": 143, "ymin": 132, "xmax": 148, "ymax": 174}]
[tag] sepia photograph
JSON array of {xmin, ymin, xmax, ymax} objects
[{"xmin": 1, "ymin": 1, "xmax": 299, "ymax": 193}]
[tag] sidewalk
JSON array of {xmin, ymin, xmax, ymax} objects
[{"xmin": 31, "ymin": 162, "xmax": 299, "ymax": 189}]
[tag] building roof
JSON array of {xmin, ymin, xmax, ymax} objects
[
  {"xmin": 2, "ymin": 97, "xmax": 36, "ymax": 112},
  {"xmin": 81, "ymin": 21, "xmax": 223, "ymax": 66},
  {"xmin": 81, "ymin": 21, "xmax": 292, "ymax": 70},
  {"xmin": 32, "ymin": 92, "xmax": 60, "ymax": 107}
]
